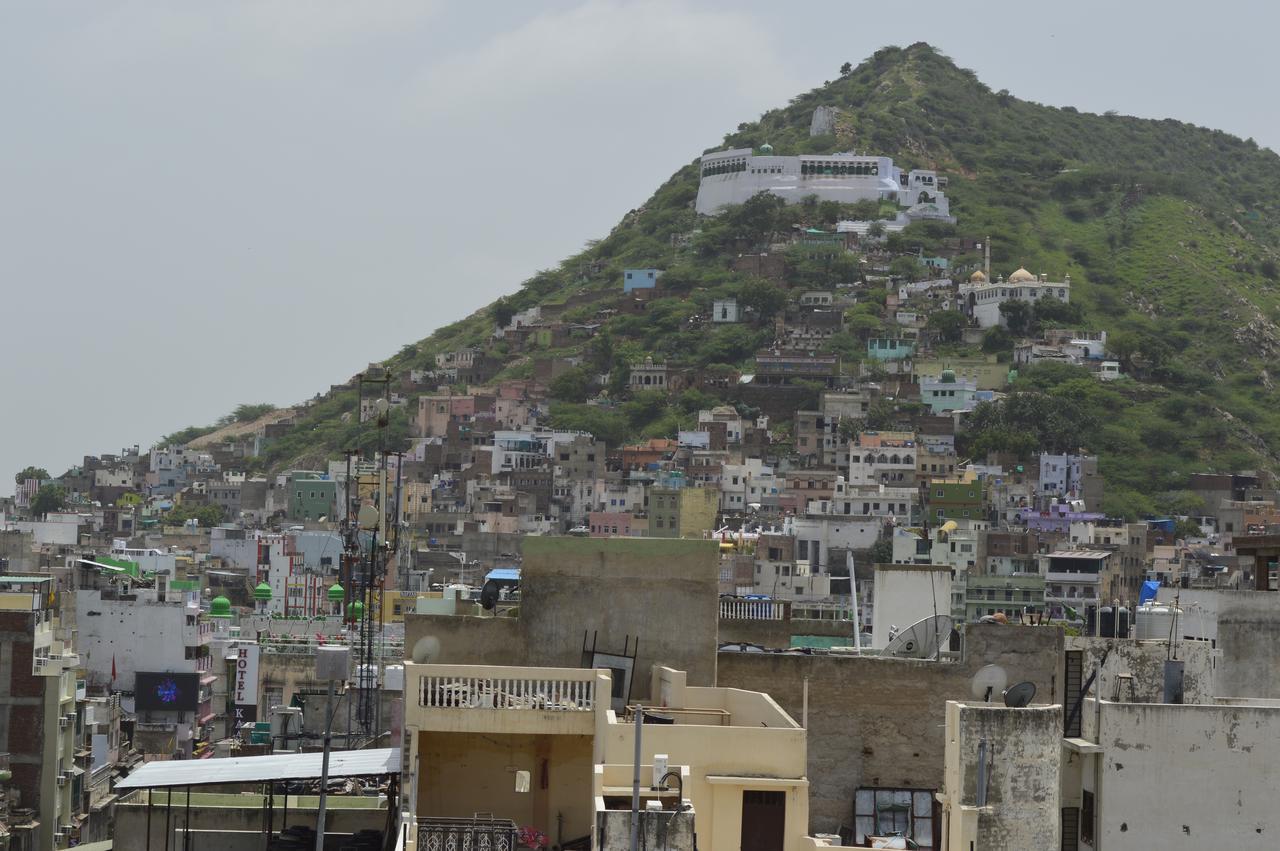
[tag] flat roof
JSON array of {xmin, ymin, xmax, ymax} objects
[
  {"xmin": 0, "ymin": 575, "xmax": 53, "ymax": 583},
  {"xmin": 115, "ymin": 748, "xmax": 398, "ymax": 790},
  {"xmin": 1047, "ymin": 550, "xmax": 1112, "ymax": 560}
]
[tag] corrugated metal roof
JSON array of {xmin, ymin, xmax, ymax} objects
[
  {"xmin": 1047, "ymin": 550, "xmax": 1112, "ymax": 560},
  {"xmin": 115, "ymin": 748, "xmax": 398, "ymax": 790},
  {"xmin": 485, "ymin": 567, "xmax": 520, "ymax": 583}
]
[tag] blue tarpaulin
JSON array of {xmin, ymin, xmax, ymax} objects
[{"xmin": 1140, "ymin": 580, "xmax": 1161, "ymax": 605}]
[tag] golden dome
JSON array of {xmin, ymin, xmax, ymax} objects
[
  {"xmin": 1008, "ymin": 267, "xmax": 1035, "ymax": 283},
  {"xmin": 968, "ymin": 270, "xmax": 987, "ymax": 283}
]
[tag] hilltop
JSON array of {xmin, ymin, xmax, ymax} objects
[{"xmin": 172, "ymin": 43, "xmax": 1280, "ymax": 519}]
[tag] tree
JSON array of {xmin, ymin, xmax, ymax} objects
[
  {"xmin": 839, "ymin": 61, "xmax": 853, "ymax": 76},
  {"xmin": 889, "ymin": 256, "xmax": 922, "ymax": 281},
  {"xmin": 866, "ymin": 222, "xmax": 886, "ymax": 239},
  {"xmin": 738, "ymin": 277, "xmax": 788, "ymax": 322},
  {"xmin": 233, "ymin": 403, "xmax": 274, "ymax": 423},
  {"xmin": 927, "ymin": 310, "xmax": 966, "ymax": 343},
  {"xmin": 30, "ymin": 485, "xmax": 66, "ymax": 517},
  {"xmin": 549, "ymin": 367, "xmax": 593, "ymax": 403},
  {"xmin": 867, "ymin": 537, "xmax": 893, "ymax": 565},
  {"xmin": 14, "ymin": 466, "xmax": 49, "ymax": 485},
  {"xmin": 491, "ymin": 297, "xmax": 517, "ymax": 329},
  {"xmin": 982, "ymin": 326, "xmax": 1014, "ymax": 354},
  {"xmin": 166, "ymin": 503, "xmax": 226, "ymax": 528},
  {"xmin": 998, "ymin": 299, "xmax": 1034, "ymax": 336}
]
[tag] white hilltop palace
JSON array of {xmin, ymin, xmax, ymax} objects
[{"xmin": 695, "ymin": 143, "xmax": 954, "ymax": 223}]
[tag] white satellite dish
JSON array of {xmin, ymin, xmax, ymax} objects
[
  {"xmin": 411, "ymin": 635, "xmax": 442, "ymax": 664},
  {"xmin": 970, "ymin": 664, "xmax": 1009, "ymax": 702},
  {"xmin": 883, "ymin": 614, "xmax": 954, "ymax": 660}
]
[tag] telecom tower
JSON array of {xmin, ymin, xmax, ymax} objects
[{"xmin": 340, "ymin": 369, "xmax": 404, "ymax": 741}]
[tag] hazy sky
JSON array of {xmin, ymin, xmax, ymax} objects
[{"xmin": 3, "ymin": 0, "xmax": 1276, "ymax": 485}]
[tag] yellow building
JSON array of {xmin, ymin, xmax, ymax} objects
[{"xmin": 402, "ymin": 661, "xmax": 850, "ymax": 851}]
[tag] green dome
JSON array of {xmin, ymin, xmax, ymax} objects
[
  {"xmin": 209, "ymin": 596, "xmax": 232, "ymax": 617},
  {"xmin": 940, "ymin": 368, "xmax": 956, "ymax": 384},
  {"xmin": 327, "ymin": 583, "xmax": 345, "ymax": 603},
  {"xmin": 253, "ymin": 582, "xmax": 273, "ymax": 601},
  {"xmin": 759, "ymin": 142, "xmax": 774, "ymax": 154},
  {"xmin": 348, "ymin": 600, "xmax": 365, "ymax": 622}
]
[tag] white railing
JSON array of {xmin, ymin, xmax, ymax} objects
[
  {"xmin": 719, "ymin": 598, "xmax": 788, "ymax": 621},
  {"xmin": 419, "ymin": 675, "xmax": 595, "ymax": 711}
]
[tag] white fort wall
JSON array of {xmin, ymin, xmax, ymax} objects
[{"xmin": 695, "ymin": 147, "xmax": 947, "ymax": 216}]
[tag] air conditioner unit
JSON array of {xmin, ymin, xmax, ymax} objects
[
  {"xmin": 58, "ymin": 717, "xmax": 70, "ymax": 729},
  {"xmin": 56, "ymin": 774, "xmax": 67, "ymax": 786}
]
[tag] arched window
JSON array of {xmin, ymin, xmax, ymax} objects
[
  {"xmin": 877, "ymin": 454, "xmax": 889, "ymax": 464},
  {"xmin": 903, "ymin": 455, "xmax": 913, "ymax": 465}
]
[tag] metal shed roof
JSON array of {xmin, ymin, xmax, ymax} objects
[{"xmin": 115, "ymin": 748, "xmax": 398, "ymax": 790}]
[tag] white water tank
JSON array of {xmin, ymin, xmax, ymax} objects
[
  {"xmin": 383, "ymin": 665, "xmax": 404, "ymax": 692},
  {"xmin": 1136, "ymin": 604, "xmax": 1181, "ymax": 641}
]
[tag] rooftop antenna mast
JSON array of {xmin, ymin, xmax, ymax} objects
[{"xmin": 353, "ymin": 368, "xmax": 395, "ymax": 740}]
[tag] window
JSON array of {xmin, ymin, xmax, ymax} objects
[
  {"xmin": 1081, "ymin": 790, "xmax": 1095, "ymax": 845},
  {"xmin": 853, "ymin": 788, "xmax": 935, "ymax": 847}
]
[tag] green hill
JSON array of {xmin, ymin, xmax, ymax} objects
[{"xmin": 211, "ymin": 43, "xmax": 1280, "ymax": 520}]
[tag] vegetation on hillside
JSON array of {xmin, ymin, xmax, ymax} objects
[{"xmin": 172, "ymin": 44, "xmax": 1280, "ymax": 518}]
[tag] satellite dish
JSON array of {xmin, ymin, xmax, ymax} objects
[
  {"xmin": 970, "ymin": 664, "xmax": 1009, "ymax": 703},
  {"xmin": 411, "ymin": 636, "xmax": 441, "ymax": 664},
  {"xmin": 883, "ymin": 615, "xmax": 954, "ymax": 660},
  {"xmin": 479, "ymin": 580, "xmax": 501, "ymax": 611},
  {"xmin": 1003, "ymin": 681, "xmax": 1037, "ymax": 708}
]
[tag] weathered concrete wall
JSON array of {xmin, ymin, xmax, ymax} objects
[
  {"xmin": 716, "ymin": 624, "xmax": 1062, "ymax": 832},
  {"xmin": 1084, "ymin": 699, "xmax": 1280, "ymax": 849},
  {"xmin": 598, "ymin": 807, "xmax": 696, "ymax": 851},
  {"xmin": 405, "ymin": 613, "xmax": 527, "ymax": 667},
  {"xmin": 1066, "ymin": 636, "xmax": 1215, "ymax": 705},
  {"xmin": 522, "ymin": 537, "xmax": 719, "ymax": 695},
  {"xmin": 717, "ymin": 618, "xmax": 792, "ymax": 648},
  {"xmin": 403, "ymin": 538, "xmax": 720, "ymax": 699},
  {"xmin": 1215, "ymin": 591, "xmax": 1280, "ymax": 699},
  {"xmin": 942, "ymin": 702, "xmax": 1061, "ymax": 851},
  {"xmin": 717, "ymin": 617, "xmax": 857, "ymax": 650}
]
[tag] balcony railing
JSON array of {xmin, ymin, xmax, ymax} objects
[
  {"xmin": 417, "ymin": 817, "xmax": 518, "ymax": 851},
  {"xmin": 719, "ymin": 598, "xmax": 789, "ymax": 621},
  {"xmin": 419, "ymin": 674, "xmax": 595, "ymax": 711}
]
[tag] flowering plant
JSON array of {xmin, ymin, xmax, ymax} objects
[{"xmin": 518, "ymin": 827, "xmax": 548, "ymax": 849}]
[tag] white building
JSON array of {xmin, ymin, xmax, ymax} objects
[
  {"xmin": 696, "ymin": 146, "xmax": 951, "ymax": 217},
  {"xmin": 711, "ymin": 298, "xmax": 740, "ymax": 323},
  {"xmin": 958, "ymin": 268, "xmax": 1071, "ymax": 329},
  {"xmin": 848, "ymin": 431, "xmax": 918, "ymax": 486},
  {"xmin": 870, "ymin": 564, "xmax": 952, "ymax": 650}
]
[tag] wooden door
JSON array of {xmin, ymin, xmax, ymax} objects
[{"xmin": 741, "ymin": 790, "xmax": 786, "ymax": 851}]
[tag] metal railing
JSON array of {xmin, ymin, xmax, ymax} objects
[
  {"xmin": 417, "ymin": 817, "xmax": 518, "ymax": 851},
  {"xmin": 419, "ymin": 675, "xmax": 595, "ymax": 711},
  {"xmin": 258, "ymin": 635, "xmax": 405, "ymax": 661},
  {"xmin": 718, "ymin": 598, "xmax": 788, "ymax": 621}
]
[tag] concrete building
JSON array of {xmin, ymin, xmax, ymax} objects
[
  {"xmin": 402, "ymin": 662, "xmax": 831, "ymax": 851},
  {"xmin": 848, "ymin": 431, "xmax": 917, "ymax": 486},
  {"xmin": 622, "ymin": 268, "xmax": 660, "ymax": 293},
  {"xmin": 959, "ymin": 268, "xmax": 1072, "ymax": 329},
  {"xmin": 648, "ymin": 485, "xmax": 718, "ymax": 540},
  {"xmin": 695, "ymin": 147, "xmax": 951, "ymax": 219},
  {"xmin": 1044, "ymin": 550, "xmax": 1112, "ymax": 622},
  {"xmin": 919, "ymin": 369, "xmax": 977, "ymax": 414},
  {"xmin": 870, "ymin": 563, "xmax": 952, "ymax": 650},
  {"xmin": 0, "ymin": 575, "xmax": 82, "ymax": 851},
  {"xmin": 286, "ymin": 471, "xmax": 336, "ymax": 522},
  {"xmin": 927, "ymin": 471, "xmax": 986, "ymax": 523},
  {"xmin": 940, "ymin": 701, "xmax": 1062, "ymax": 850},
  {"xmin": 73, "ymin": 572, "xmax": 214, "ymax": 758},
  {"xmin": 711, "ymin": 298, "xmax": 740, "ymax": 323},
  {"xmin": 965, "ymin": 573, "xmax": 1045, "ymax": 622}
]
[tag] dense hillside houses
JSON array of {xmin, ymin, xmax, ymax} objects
[{"xmin": 7, "ymin": 42, "xmax": 1280, "ymax": 851}]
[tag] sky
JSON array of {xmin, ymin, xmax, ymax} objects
[{"xmin": 3, "ymin": 0, "xmax": 1277, "ymax": 486}]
